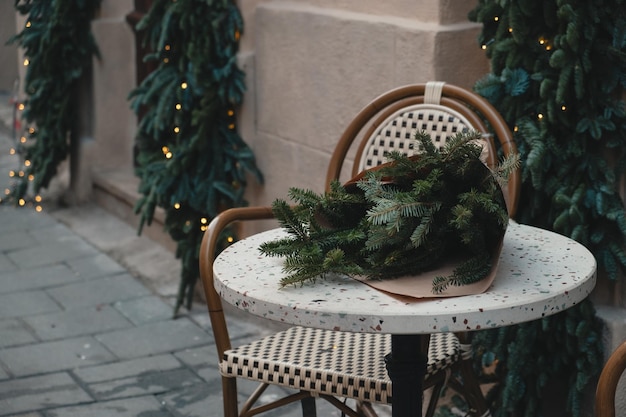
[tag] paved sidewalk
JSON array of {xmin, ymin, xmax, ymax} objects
[{"xmin": 0, "ymin": 93, "xmax": 390, "ymax": 416}]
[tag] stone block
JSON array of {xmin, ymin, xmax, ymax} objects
[
  {"xmin": 7, "ymin": 234, "xmax": 100, "ymax": 269},
  {"xmin": 96, "ymin": 318, "xmax": 211, "ymax": 359},
  {"xmin": 113, "ymin": 296, "xmax": 174, "ymax": 325},
  {"xmin": 0, "ymin": 336, "xmax": 116, "ymax": 377},
  {"xmin": 46, "ymin": 274, "xmax": 150, "ymax": 310},
  {"xmin": 0, "ymin": 318, "xmax": 37, "ymax": 348},
  {"xmin": 0, "ymin": 230, "xmax": 37, "ymax": 252},
  {"xmin": 74, "ymin": 354, "xmax": 181, "ymax": 383},
  {"xmin": 0, "ymin": 372, "xmax": 92, "ymax": 416},
  {"xmin": 65, "ymin": 253, "xmax": 126, "ymax": 281},
  {"xmin": 0, "ymin": 264, "xmax": 80, "ymax": 294},
  {"xmin": 24, "ymin": 305, "xmax": 133, "ymax": 341},
  {"xmin": 0, "ymin": 253, "xmax": 15, "ymax": 274},
  {"xmin": 45, "ymin": 396, "xmax": 173, "ymax": 417},
  {"xmin": 0, "ymin": 290, "xmax": 61, "ymax": 318}
]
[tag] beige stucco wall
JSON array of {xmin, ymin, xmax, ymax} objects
[
  {"xmin": 0, "ymin": 9, "xmax": 18, "ymax": 93},
  {"xmin": 239, "ymin": 1, "xmax": 489, "ymax": 217}
]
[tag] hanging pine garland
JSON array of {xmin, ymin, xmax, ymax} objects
[
  {"xmin": 466, "ymin": 1, "xmax": 626, "ymax": 416},
  {"xmin": 7, "ymin": 0, "xmax": 101, "ymax": 202},
  {"xmin": 128, "ymin": 0, "xmax": 263, "ymax": 313}
]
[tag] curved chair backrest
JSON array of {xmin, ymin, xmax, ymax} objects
[
  {"xmin": 325, "ymin": 82, "xmax": 521, "ymax": 218},
  {"xmin": 596, "ymin": 341, "xmax": 626, "ymax": 417}
]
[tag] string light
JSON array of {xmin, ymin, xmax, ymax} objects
[
  {"xmin": 175, "ymin": 103, "xmax": 182, "ymax": 110},
  {"xmin": 24, "ymin": 160, "xmax": 31, "ymax": 167},
  {"xmin": 9, "ymin": 148, "xmax": 15, "ymax": 155},
  {"xmin": 35, "ymin": 195, "xmax": 42, "ymax": 202},
  {"xmin": 561, "ymin": 105, "xmax": 567, "ymax": 111},
  {"xmin": 537, "ymin": 113, "xmax": 544, "ymax": 120},
  {"xmin": 20, "ymin": 136, "xmax": 26, "ymax": 143},
  {"xmin": 28, "ymin": 174, "xmax": 34, "ymax": 181},
  {"xmin": 9, "ymin": 171, "xmax": 15, "ymax": 177},
  {"xmin": 29, "ymin": 127, "xmax": 35, "ymax": 134},
  {"xmin": 174, "ymin": 202, "xmax": 181, "ymax": 209},
  {"xmin": 18, "ymin": 199, "xmax": 25, "ymax": 206},
  {"xmin": 494, "ymin": 16, "xmax": 499, "ymax": 21},
  {"xmin": 234, "ymin": 30, "xmax": 240, "ymax": 41},
  {"xmin": 35, "ymin": 206, "xmax": 42, "ymax": 212},
  {"xmin": 25, "ymin": 21, "xmax": 31, "ymax": 28},
  {"xmin": 200, "ymin": 225, "xmax": 207, "ymax": 232},
  {"xmin": 227, "ymin": 109, "xmax": 234, "ymax": 116},
  {"xmin": 227, "ymin": 236, "xmax": 234, "ymax": 243},
  {"xmin": 164, "ymin": 45, "xmax": 171, "ymax": 51},
  {"xmin": 181, "ymin": 82, "xmax": 188, "ymax": 89},
  {"xmin": 163, "ymin": 58, "xmax": 169, "ymax": 64},
  {"xmin": 200, "ymin": 217, "xmax": 208, "ymax": 224},
  {"xmin": 173, "ymin": 126, "xmax": 180, "ymax": 133},
  {"xmin": 508, "ymin": 27, "xmax": 513, "ymax": 33},
  {"xmin": 228, "ymin": 123, "xmax": 235, "ymax": 130},
  {"xmin": 481, "ymin": 44, "xmax": 487, "ymax": 50},
  {"xmin": 23, "ymin": 59, "xmax": 29, "ymax": 66},
  {"xmin": 18, "ymin": 103, "xmax": 24, "ymax": 111}
]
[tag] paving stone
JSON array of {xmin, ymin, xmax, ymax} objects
[
  {"xmin": 0, "ymin": 365, "xmax": 8, "ymax": 380},
  {"xmin": 73, "ymin": 354, "xmax": 182, "ymax": 383},
  {"xmin": 0, "ymin": 229, "xmax": 37, "ymax": 252},
  {"xmin": 0, "ymin": 290, "xmax": 61, "ymax": 319},
  {"xmin": 24, "ymin": 305, "xmax": 133, "ymax": 341},
  {"xmin": 0, "ymin": 336, "xmax": 116, "ymax": 377},
  {"xmin": 0, "ymin": 252, "xmax": 16, "ymax": 274},
  {"xmin": 113, "ymin": 296, "xmax": 174, "ymax": 325},
  {"xmin": 46, "ymin": 274, "xmax": 151, "ymax": 310},
  {"xmin": 0, "ymin": 372, "xmax": 92, "ymax": 416},
  {"xmin": 65, "ymin": 253, "xmax": 126, "ymax": 281},
  {"xmin": 96, "ymin": 318, "xmax": 211, "ymax": 359},
  {"xmin": 44, "ymin": 396, "xmax": 173, "ymax": 417},
  {"xmin": 6, "ymin": 234, "xmax": 100, "ymax": 269},
  {"xmin": 174, "ymin": 345, "xmax": 217, "ymax": 368},
  {"xmin": 0, "ymin": 318, "xmax": 37, "ymax": 348},
  {"xmin": 89, "ymin": 368, "xmax": 203, "ymax": 400},
  {"xmin": 0, "ymin": 207, "xmax": 58, "ymax": 234},
  {"xmin": 0, "ymin": 264, "xmax": 80, "ymax": 294}
]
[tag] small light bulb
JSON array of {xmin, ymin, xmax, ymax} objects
[
  {"xmin": 35, "ymin": 195, "xmax": 42, "ymax": 202},
  {"xmin": 494, "ymin": 16, "xmax": 499, "ymax": 22},
  {"xmin": 537, "ymin": 113, "xmax": 544, "ymax": 120},
  {"xmin": 24, "ymin": 160, "xmax": 31, "ymax": 167},
  {"xmin": 165, "ymin": 44, "xmax": 171, "ymax": 51},
  {"xmin": 9, "ymin": 171, "xmax": 15, "ymax": 177},
  {"xmin": 481, "ymin": 44, "xmax": 487, "ymax": 50},
  {"xmin": 26, "ymin": 21, "xmax": 31, "ymax": 28},
  {"xmin": 227, "ymin": 109, "xmax": 234, "ymax": 116},
  {"xmin": 201, "ymin": 217, "xmax": 208, "ymax": 224},
  {"xmin": 174, "ymin": 127, "xmax": 180, "ymax": 133},
  {"xmin": 514, "ymin": 126, "xmax": 519, "ymax": 132},
  {"xmin": 18, "ymin": 103, "xmax": 25, "ymax": 111},
  {"xmin": 227, "ymin": 236, "xmax": 234, "ymax": 243},
  {"xmin": 162, "ymin": 146, "xmax": 169, "ymax": 154},
  {"xmin": 561, "ymin": 105, "xmax": 567, "ymax": 111},
  {"xmin": 175, "ymin": 104, "xmax": 182, "ymax": 110},
  {"xmin": 165, "ymin": 152, "xmax": 173, "ymax": 159},
  {"xmin": 9, "ymin": 148, "xmax": 15, "ymax": 155},
  {"xmin": 163, "ymin": 58, "xmax": 169, "ymax": 64},
  {"xmin": 23, "ymin": 59, "xmax": 29, "ymax": 66},
  {"xmin": 29, "ymin": 127, "xmax": 35, "ymax": 134},
  {"xmin": 28, "ymin": 175, "xmax": 34, "ymax": 181},
  {"xmin": 508, "ymin": 27, "xmax": 513, "ymax": 33},
  {"xmin": 200, "ymin": 225, "xmax": 208, "ymax": 232},
  {"xmin": 234, "ymin": 30, "xmax": 240, "ymax": 41},
  {"xmin": 4, "ymin": 189, "xmax": 10, "ymax": 195},
  {"xmin": 174, "ymin": 203, "xmax": 181, "ymax": 209},
  {"xmin": 181, "ymin": 82, "xmax": 188, "ymax": 89},
  {"xmin": 18, "ymin": 171, "xmax": 24, "ymax": 177},
  {"xmin": 20, "ymin": 136, "xmax": 27, "ymax": 143},
  {"xmin": 18, "ymin": 199, "xmax": 25, "ymax": 206},
  {"xmin": 228, "ymin": 124, "xmax": 235, "ymax": 130},
  {"xmin": 35, "ymin": 205, "xmax": 42, "ymax": 212}
]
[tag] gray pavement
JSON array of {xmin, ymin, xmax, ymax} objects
[{"xmin": 0, "ymin": 93, "xmax": 395, "ymax": 416}]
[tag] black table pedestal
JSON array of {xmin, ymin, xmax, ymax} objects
[{"xmin": 385, "ymin": 334, "xmax": 428, "ymax": 417}]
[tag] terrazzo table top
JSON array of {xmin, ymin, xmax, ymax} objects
[{"xmin": 214, "ymin": 221, "xmax": 597, "ymax": 335}]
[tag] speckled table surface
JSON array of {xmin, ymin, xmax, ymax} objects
[{"xmin": 214, "ymin": 221, "xmax": 597, "ymax": 335}]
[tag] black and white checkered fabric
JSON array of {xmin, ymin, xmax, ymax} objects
[{"xmin": 220, "ymin": 327, "xmax": 460, "ymax": 404}]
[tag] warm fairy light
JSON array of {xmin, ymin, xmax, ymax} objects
[
  {"xmin": 23, "ymin": 59, "xmax": 29, "ymax": 66},
  {"xmin": 28, "ymin": 174, "xmax": 34, "ymax": 181},
  {"xmin": 227, "ymin": 236, "xmax": 234, "ymax": 243},
  {"xmin": 18, "ymin": 171, "xmax": 24, "ymax": 177},
  {"xmin": 508, "ymin": 27, "xmax": 513, "ymax": 33},
  {"xmin": 185, "ymin": 221, "xmax": 191, "ymax": 226},
  {"xmin": 35, "ymin": 205, "xmax": 42, "ymax": 212},
  {"xmin": 561, "ymin": 105, "xmax": 567, "ymax": 111},
  {"xmin": 4, "ymin": 189, "xmax": 9, "ymax": 195},
  {"xmin": 545, "ymin": 45, "xmax": 552, "ymax": 51},
  {"xmin": 165, "ymin": 44, "xmax": 171, "ymax": 51},
  {"xmin": 20, "ymin": 136, "xmax": 26, "ymax": 143},
  {"xmin": 201, "ymin": 217, "xmax": 208, "ymax": 224},
  {"xmin": 228, "ymin": 123, "xmax": 235, "ymax": 130},
  {"xmin": 9, "ymin": 148, "xmax": 15, "ymax": 155},
  {"xmin": 18, "ymin": 103, "xmax": 25, "ymax": 111},
  {"xmin": 8, "ymin": 171, "xmax": 15, "ymax": 177},
  {"xmin": 29, "ymin": 127, "xmax": 35, "ymax": 134},
  {"xmin": 26, "ymin": 21, "xmax": 31, "ymax": 28},
  {"xmin": 494, "ymin": 16, "xmax": 499, "ymax": 21},
  {"xmin": 175, "ymin": 103, "xmax": 182, "ymax": 110},
  {"xmin": 174, "ymin": 203, "xmax": 181, "ymax": 209},
  {"xmin": 537, "ymin": 113, "xmax": 544, "ymax": 120},
  {"xmin": 35, "ymin": 195, "xmax": 42, "ymax": 202},
  {"xmin": 174, "ymin": 127, "xmax": 180, "ymax": 133},
  {"xmin": 514, "ymin": 126, "xmax": 519, "ymax": 132},
  {"xmin": 539, "ymin": 38, "xmax": 546, "ymax": 45},
  {"xmin": 181, "ymin": 82, "xmax": 188, "ymax": 89},
  {"xmin": 24, "ymin": 160, "xmax": 31, "ymax": 167},
  {"xmin": 227, "ymin": 109, "xmax": 234, "ymax": 116},
  {"xmin": 165, "ymin": 151, "xmax": 173, "ymax": 159},
  {"xmin": 163, "ymin": 58, "xmax": 169, "ymax": 64},
  {"xmin": 18, "ymin": 199, "xmax": 25, "ymax": 206},
  {"xmin": 200, "ymin": 225, "xmax": 208, "ymax": 232},
  {"xmin": 234, "ymin": 30, "xmax": 240, "ymax": 41},
  {"xmin": 481, "ymin": 44, "xmax": 487, "ymax": 50}
]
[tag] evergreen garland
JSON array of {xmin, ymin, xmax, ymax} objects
[
  {"xmin": 260, "ymin": 131, "xmax": 517, "ymax": 293},
  {"xmin": 467, "ymin": 1, "xmax": 626, "ymax": 416},
  {"xmin": 7, "ymin": 0, "xmax": 101, "ymax": 200},
  {"xmin": 128, "ymin": 0, "xmax": 262, "ymax": 313}
]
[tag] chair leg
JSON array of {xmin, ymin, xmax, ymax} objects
[
  {"xmin": 300, "ymin": 396, "xmax": 317, "ymax": 417},
  {"xmin": 222, "ymin": 376, "xmax": 239, "ymax": 417}
]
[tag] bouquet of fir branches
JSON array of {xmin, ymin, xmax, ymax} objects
[{"xmin": 260, "ymin": 130, "xmax": 518, "ymax": 294}]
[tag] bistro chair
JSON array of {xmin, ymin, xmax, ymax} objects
[
  {"xmin": 199, "ymin": 81, "xmax": 521, "ymax": 417},
  {"xmin": 596, "ymin": 340, "xmax": 626, "ymax": 417}
]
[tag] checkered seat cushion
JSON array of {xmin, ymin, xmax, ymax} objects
[{"xmin": 220, "ymin": 326, "xmax": 460, "ymax": 404}]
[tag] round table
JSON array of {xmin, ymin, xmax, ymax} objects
[{"xmin": 213, "ymin": 221, "xmax": 597, "ymax": 416}]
